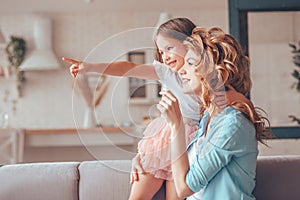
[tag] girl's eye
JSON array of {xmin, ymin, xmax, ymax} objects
[
  {"xmin": 167, "ymin": 47, "xmax": 173, "ymax": 51},
  {"xmin": 159, "ymin": 51, "xmax": 164, "ymax": 55}
]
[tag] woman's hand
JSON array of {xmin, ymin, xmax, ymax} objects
[
  {"xmin": 157, "ymin": 91, "xmax": 182, "ymax": 129},
  {"xmin": 62, "ymin": 57, "xmax": 87, "ymax": 78},
  {"xmin": 130, "ymin": 154, "xmax": 145, "ymax": 184}
]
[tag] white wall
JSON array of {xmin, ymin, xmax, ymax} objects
[
  {"xmin": 0, "ymin": 8, "xmax": 228, "ymax": 129},
  {"xmin": 249, "ymin": 11, "xmax": 300, "ymax": 126},
  {"xmin": 0, "ymin": 1, "xmax": 299, "ymax": 161}
]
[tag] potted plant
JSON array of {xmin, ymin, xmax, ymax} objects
[
  {"xmin": 5, "ymin": 36, "xmax": 27, "ymax": 95},
  {"xmin": 288, "ymin": 42, "xmax": 300, "ymax": 124}
]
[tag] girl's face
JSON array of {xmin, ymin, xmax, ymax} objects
[
  {"xmin": 179, "ymin": 49, "xmax": 203, "ymax": 95},
  {"xmin": 156, "ymin": 34, "xmax": 187, "ymax": 72}
]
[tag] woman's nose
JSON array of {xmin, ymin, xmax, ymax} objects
[{"xmin": 179, "ymin": 67, "xmax": 186, "ymax": 75}]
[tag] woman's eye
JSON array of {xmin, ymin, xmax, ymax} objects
[
  {"xmin": 186, "ymin": 58, "xmax": 197, "ymax": 66},
  {"xmin": 186, "ymin": 59, "xmax": 194, "ymax": 65},
  {"xmin": 167, "ymin": 47, "xmax": 173, "ymax": 51}
]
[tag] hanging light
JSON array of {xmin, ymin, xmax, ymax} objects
[{"xmin": 19, "ymin": 17, "xmax": 60, "ymax": 71}]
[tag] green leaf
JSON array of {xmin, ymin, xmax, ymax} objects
[
  {"xmin": 291, "ymin": 70, "xmax": 300, "ymax": 78},
  {"xmin": 289, "ymin": 115, "xmax": 300, "ymax": 125},
  {"xmin": 289, "ymin": 43, "xmax": 297, "ymax": 50}
]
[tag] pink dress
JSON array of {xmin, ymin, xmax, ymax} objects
[
  {"xmin": 137, "ymin": 117, "xmax": 198, "ymax": 180},
  {"xmin": 137, "ymin": 60, "xmax": 201, "ymax": 180}
]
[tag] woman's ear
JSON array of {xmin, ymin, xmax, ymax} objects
[{"xmin": 194, "ymin": 67, "xmax": 203, "ymax": 77}]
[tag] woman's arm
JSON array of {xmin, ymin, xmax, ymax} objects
[
  {"xmin": 62, "ymin": 57, "xmax": 159, "ymax": 80},
  {"xmin": 170, "ymin": 121, "xmax": 195, "ymax": 198},
  {"xmin": 157, "ymin": 91, "xmax": 194, "ymax": 198}
]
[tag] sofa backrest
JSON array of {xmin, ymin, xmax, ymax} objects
[
  {"xmin": 78, "ymin": 160, "xmax": 165, "ymax": 200},
  {"xmin": 78, "ymin": 160, "xmax": 131, "ymax": 200},
  {"xmin": 1, "ymin": 156, "xmax": 300, "ymax": 200},
  {"xmin": 0, "ymin": 162, "xmax": 80, "ymax": 200},
  {"xmin": 253, "ymin": 155, "xmax": 300, "ymax": 200}
]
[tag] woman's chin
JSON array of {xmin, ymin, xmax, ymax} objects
[{"xmin": 182, "ymin": 84, "xmax": 194, "ymax": 94}]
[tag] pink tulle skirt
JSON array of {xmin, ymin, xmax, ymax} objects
[{"xmin": 137, "ymin": 117, "xmax": 198, "ymax": 180}]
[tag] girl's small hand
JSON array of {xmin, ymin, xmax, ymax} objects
[
  {"xmin": 130, "ymin": 154, "xmax": 145, "ymax": 184},
  {"xmin": 157, "ymin": 91, "xmax": 182, "ymax": 127},
  {"xmin": 214, "ymin": 85, "xmax": 252, "ymax": 109},
  {"xmin": 214, "ymin": 90, "xmax": 227, "ymax": 109},
  {"xmin": 226, "ymin": 85, "xmax": 253, "ymax": 107},
  {"xmin": 62, "ymin": 57, "xmax": 84, "ymax": 78}
]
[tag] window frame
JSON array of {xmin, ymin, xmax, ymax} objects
[{"xmin": 228, "ymin": 0, "xmax": 300, "ymax": 138}]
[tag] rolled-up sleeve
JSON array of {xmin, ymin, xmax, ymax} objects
[
  {"xmin": 186, "ymin": 142, "xmax": 233, "ymax": 192},
  {"xmin": 185, "ymin": 114, "xmax": 244, "ymax": 192}
]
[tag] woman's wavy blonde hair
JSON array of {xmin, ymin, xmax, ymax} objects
[{"xmin": 185, "ymin": 27, "xmax": 271, "ymax": 144}]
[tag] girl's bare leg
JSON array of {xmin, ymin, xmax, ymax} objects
[
  {"xmin": 129, "ymin": 173, "xmax": 164, "ymax": 200},
  {"xmin": 166, "ymin": 180, "xmax": 184, "ymax": 200}
]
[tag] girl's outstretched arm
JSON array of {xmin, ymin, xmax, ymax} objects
[{"xmin": 62, "ymin": 57, "xmax": 159, "ymax": 80}]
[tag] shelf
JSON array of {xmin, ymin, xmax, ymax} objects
[
  {"xmin": 129, "ymin": 98, "xmax": 160, "ymax": 105},
  {"xmin": 23, "ymin": 127, "xmax": 141, "ymax": 147},
  {"xmin": 0, "ymin": 76, "xmax": 17, "ymax": 82}
]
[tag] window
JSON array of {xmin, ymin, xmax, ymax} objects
[{"xmin": 228, "ymin": 0, "xmax": 300, "ymax": 138}]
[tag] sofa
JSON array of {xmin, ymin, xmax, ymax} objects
[{"xmin": 1, "ymin": 155, "xmax": 300, "ymax": 200}]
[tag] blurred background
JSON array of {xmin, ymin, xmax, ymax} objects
[{"xmin": 0, "ymin": 0, "xmax": 299, "ymax": 163}]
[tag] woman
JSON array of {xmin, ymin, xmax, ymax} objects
[{"xmin": 157, "ymin": 27, "xmax": 270, "ymax": 199}]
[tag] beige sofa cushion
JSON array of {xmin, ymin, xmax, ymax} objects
[
  {"xmin": 78, "ymin": 160, "xmax": 166, "ymax": 200},
  {"xmin": 0, "ymin": 162, "xmax": 80, "ymax": 200},
  {"xmin": 79, "ymin": 160, "xmax": 131, "ymax": 200}
]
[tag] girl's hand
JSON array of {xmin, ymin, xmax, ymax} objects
[
  {"xmin": 157, "ymin": 90, "xmax": 182, "ymax": 128},
  {"xmin": 214, "ymin": 90, "xmax": 227, "ymax": 109},
  {"xmin": 130, "ymin": 154, "xmax": 145, "ymax": 184},
  {"xmin": 225, "ymin": 85, "xmax": 253, "ymax": 107},
  {"xmin": 214, "ymin": 85, "xmax": 252, "ymax": 109},
  {"xmin": 62, "ymin": 57, "xmax": 86, "ymax": 78}
]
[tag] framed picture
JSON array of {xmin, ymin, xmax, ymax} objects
[
  {"xmin": 128, "ymin": 51, "xmax": 146, "ymax": 98},
  {"xmin": 127, "ymin": 51, "xmax": 161, "ymax": 103}
]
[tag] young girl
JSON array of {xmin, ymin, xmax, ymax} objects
[
  {"xmin": 158, "ymin": 27, "xmax": 270, "ymax": 199},
  {"xmin": 63, "ymin": 18, "xmax": 246, "ymax": 199}
]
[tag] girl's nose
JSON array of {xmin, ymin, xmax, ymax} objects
[{"xmin": 162, "ymin": 52, "xmax": 170, "ymax": 62}]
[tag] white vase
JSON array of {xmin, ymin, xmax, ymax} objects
[{"xmin": 83, "ymin": 107, "xmax": 97, "ymax": 128}]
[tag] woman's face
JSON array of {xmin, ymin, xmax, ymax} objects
[
  {"xmin": 179, "ymin": 49, "xmax": 203, "ymax": 95},
  {"xmin": 156, "ymin": 34, "xmax": 187, "ymax": 72}
]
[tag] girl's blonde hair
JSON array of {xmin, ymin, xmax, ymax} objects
[{"xmin": 185, "ymin": 27, "xmax": 271, "ymax": 144}]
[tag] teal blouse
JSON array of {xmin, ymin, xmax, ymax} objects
[{"xmin": 186, "ymin": 106, "xmax": 258, "ymax": 200}]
